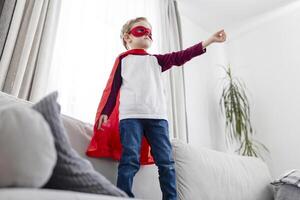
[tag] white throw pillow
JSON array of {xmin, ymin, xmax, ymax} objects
[
  {"xmin": 0, "ymin": 105, "xmax": 57, "ymax": 187},
  {"xmin": 171, "ymin": 139, "xmax": 274, "ymax": 200}
]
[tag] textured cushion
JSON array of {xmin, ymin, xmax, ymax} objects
[
  {"xmin": 171, "ymin": 139, "xmax": 274, "ymax": 200},
  {"xmin": 275, "ymin": 184, "xmax": 300, "ymax": 200},
  {"xmin": 271, "ymin": 169, "xmax": 300, "ymax": 199},
  {"xmin": 0, "ymin": 105, "xmax": 56, "ymax": 187},
  {"xmin": 32, "ymin": 91, "xmax": 127, "ymax": 197},
  {"xmin": 271, "ymin": 169, "xmax": 300, "ymax": 187}
]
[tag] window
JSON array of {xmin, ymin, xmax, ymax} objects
[{"xmin": 47, "ymin": 0, "xmax": 160, "ymax": 123}]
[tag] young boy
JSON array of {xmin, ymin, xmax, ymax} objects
[{"xmin": 87, "ymin": 17, "xmax": 226, "ymax": 199}]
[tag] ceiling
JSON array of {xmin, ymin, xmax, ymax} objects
[{"xmin": 178, "ymin": 0, "xmax": 300, "ymax": 32}]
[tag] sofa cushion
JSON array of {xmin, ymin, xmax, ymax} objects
[
  {"xmin": 271, "ymin": 169, "xmax": 300, "ymax": 187},
  {"xmin": 32, "ymin": 91, "xmax": 127, "ymax": 197},
  {"xmin": 0, "ymin": 188, "xmax": 137, "ymax": 200},
  {"xmin": 271, "ymin": 169, "xmax": 300, "ymax": 199},
  {"xmin": 171, "ymin": 139, "xmax": 274, "ymax": 200},
  {"xmin": 275, "ymin": 184, "xmax": 300, "ymax": 200},
  {"xmin": 0, "ymin": 105, "xmax": 56, "ymax": 188}
]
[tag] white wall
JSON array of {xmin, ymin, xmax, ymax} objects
[
  {"xmin": 226, "ymin": 3, "xmax": 300, "ymax": 178},
  {"xmin": 180, "ymin": 14, "xmax": 227, "ymax": 152},
  {"xmin": 180, "ymin": 2, "xmax": 300, "ymax": 178}
]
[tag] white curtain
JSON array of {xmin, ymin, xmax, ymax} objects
[
  {"xmin": 0, "ymin": 0, "xmax": 61, "ymax": 101},
  {"xmin": 157, "ymin": 0, "xmax": 189, "ymax": 142},
  {"xmin": 46, "ymin": 0, "xmax": 188, "ymax": 141}
]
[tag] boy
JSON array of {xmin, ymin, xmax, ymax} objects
[{"xmin": 87, "ymin": 17, "xmax": 226, "ymax": 199}]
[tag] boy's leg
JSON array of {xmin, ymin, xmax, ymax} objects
[
  {"xmin": 143, "ymin": 119, "xmax": 177, "ymax": 200},
  {"xmin": 117, "ymin": 118, "xmax": 143, "ymax": 198}
]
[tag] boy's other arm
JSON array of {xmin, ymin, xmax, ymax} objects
[
  {"xmin": 153, "ymin": 41, "xmax": 207, "ymax": 72},
  {"xmin": 101, "ymin": 63, "xmax": 122, "ymax": 118}
]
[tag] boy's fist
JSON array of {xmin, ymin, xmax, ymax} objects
[
  {"xmin": 211, "ymin": 29, "xmax": 226, "ymax": 43},
  {"xmin": 202, "ymin": 29, "xmax": 227, "ymax": 48},
  {"xmin": 97, "ymin": 114, "xmax": 108, "ymax": 131}
]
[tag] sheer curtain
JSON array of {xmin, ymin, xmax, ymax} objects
[
  {"xmin": 47, "ymin": 0, "xmax": 188, "ymax": 140},
  {"xmin": 156, "ymin": 0, "xmax": 189, "ymax": 142},
  {"xmin": 0, "ymin": 0, "xmax": 61, "ymax": 101}
]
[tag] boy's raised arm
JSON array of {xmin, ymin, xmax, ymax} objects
[
  {"xmin": 154, "ymin": 29, "xmax": 226, "ymax": 72},
  {"xmin": 153, "ymin": 41, "xmax": 207, "ymax": 72}
]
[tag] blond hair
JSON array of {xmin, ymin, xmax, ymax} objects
[{"xmin": 120, "ymin": 17, "xmax": 151, "ymax": 50}]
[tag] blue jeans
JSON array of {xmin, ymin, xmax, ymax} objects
[{"xmin": 117, "ymin": 118, "xmax": 177, "ymax": 200}]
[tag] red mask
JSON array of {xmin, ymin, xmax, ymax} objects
[{"xmin": 129, "ymin": 26, "xmax": 152, "ymax": 40}]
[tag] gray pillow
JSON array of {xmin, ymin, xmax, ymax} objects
[
  {"xmin": 271, "ymin": 169, "xmax": 300, "ymax": 188},
  {"xmin": 275, "ymin": 184, "xmax": 300, "ymax": 200},
  {"xmin": 0, "ymin": 105, "xmax": 56, "ymax": 188},
  {"xmin": 32, "ymin": 91, "xmax": 127, "ymax": 197},
  {"xmin": 271, "ymin": 169, "xmax": 300, "ymax": 199}
]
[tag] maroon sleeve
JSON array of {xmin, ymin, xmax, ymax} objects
[
  {"xmin": 153, "ymin": 41, "xmax": 206, "ymax": 72},
  {"xmin": 101, "ymin": 62, "xmax": 122, "ymax": 118}
]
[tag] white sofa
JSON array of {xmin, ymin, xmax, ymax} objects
[{"xmin": 0, "ymin": 91, "xmax": 275, "ymax": 200}]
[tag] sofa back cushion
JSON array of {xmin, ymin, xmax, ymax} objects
[{"xmin": 172, "ymin": 139, "xmax": 274, "ymax": 200}]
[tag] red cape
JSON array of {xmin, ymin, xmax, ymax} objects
[{"xmin": 86, "ymin": 49, "xmax": 155, "ymax": 165}]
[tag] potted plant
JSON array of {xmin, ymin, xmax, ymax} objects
[{"xmin": 219, "ymin": 64, "xmax": 269, "ymax": 158}]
